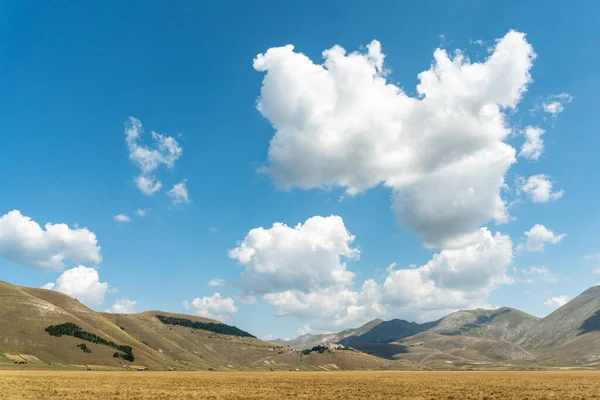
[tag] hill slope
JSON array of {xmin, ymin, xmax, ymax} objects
[{"xmin": 0, "ymin": 281, "xmax": 393, "ymax": 371}]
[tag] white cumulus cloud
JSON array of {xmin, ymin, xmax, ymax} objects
[
  {"xmin": 229, "ymin": 215, "xmax": 359, "ymax": 295},
  {"xmin": 229, "ymin": 216, "xmax": 387, "ymax": 329},
  {"xmin": 167, "ymin": 179, "xmax": 190, "ymax": 205},
  {"xmin": 136, "ymin": 209, "xmax": 148, "ymax": 217},
  {"xmin": 380, "ymin": 228, "xmax": 513, "ymax": 318},
  {"xmin": 182, "ymin": 293, "xmax": 238, "ymax": 321},
  {"xmin": 517, "ymin": 224, "xmax": 566, "ymax": 252},
  {"xmin": 43, "ymin": 265, "xmax": 109, "ymax": 305},
  {"xmin": 125, "ymin": 117, "xmax": 182, "ymax": 196},
  {"xmin": 106, "ymin": 298, "xmax": 137, "ymax": 313},
  {"xmin": 544, "ymin": 295, "xmax": 570, "ymax": 309},
  {"xmin": 520, "ymin": 126, "xmax": 545, "ymax": 161},
  {"xmin": 263, "ymin": 282, "xmax": 385, "ymax": 329},
  {"xmin": 253, "ymin": 30, "xmax": 535, "ymax": 246},
  {"xmin": 230, "ymin": 216, "xmax": 515, "ymax": 329},
  {"xmin": 518, "ymin": 174, "xmax": 563, "ymax": 203},
  {"xmin": 0, "ymin": 210, "xmax": 102, "ymax": 270}
]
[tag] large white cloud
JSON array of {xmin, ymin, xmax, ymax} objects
[
  {"xmin": 182, "ymin": 293, "xmax": 238, "ymax": 321},
  {"xmin": 263, "ymin": 280, "xmax": 385, "ymax": 330},
  {"xmin": 517, "ymin": 224, "xmax": 566, "ymax": 252},
  {"xmin": 518, "ymin": 174, "xmax": 563, "ymax": 203},
  {"xmin": 229, "ymin": 216, "xmax": 386, "ymax": 329},
  {"xmin": 253, "ymin": 30, "xmax": 535, "ymax": 246},
  {"xmin": 125, "ymin": 117, "xmax": 182, "ymax": 196},
  {"xmin": 0, "ymin": 210, "xmax": 102, "ymax": 270},
  {"xmin": 43, "ymin": 265, "xmax": 109, "ymax": 305},
  {"xmin": 229, "ymin": 215, "xmax": 359, "ymax": 295},
  {"xmin": 380, "ymin": 228, "xmax": 512, "ymax": 316}
]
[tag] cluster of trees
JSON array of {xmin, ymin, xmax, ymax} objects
[
  {"xmin": 301, "ymin": 345, "xmax": 353, "ymax": 355},
  {"xmin": 77, "ymin": 343, "xmax": 92, "ymax": 353},
  {"xmin": 155, "ymin": 315, "xmax": 255, "ymax": 338},
  {"xmin": 45, "ymin": 322, "xmax": 134, "ymax": 362},
  {"xmin": 301, "ymin": 345, "xmax": 329, "ymax": 355},
  {"xmin": 113, "ymin": 352, "xmax": 134, "ymax": 362}
]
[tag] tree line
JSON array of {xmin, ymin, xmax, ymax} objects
[
  {"xmin": 155, "ymin": 315, "xmax": 255, "ymax": 338},
  {"xmin": 45, "ymin": 322, "xmax": 134, "ymax": 362}
]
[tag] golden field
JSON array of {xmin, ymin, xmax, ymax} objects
[{"xmin": 1, "ymin": 370, "xmax": 600, "ymax": 400}]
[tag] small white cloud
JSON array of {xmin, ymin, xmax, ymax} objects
[
  {"xmin": 136, "ymin": 209, "xmax": 148, "ymax": 217},
  {"xmin": 45, "ymin": 265, "xmax": 109, "ymax": 305},
  {"xmin": 297, "ymin": 324, "xmax": 312, "ymax": 336},
  {"xmin": 125, "ymin": 117, "xmax": 182, "ymax": 196},
  {"xmin": 182, "ymin": 293, "xmax": 238, "ymax": 321},
  {"xmin": 0, "ymin": 210, "xmax": 102, "ymax": 270},
  {"xmin": 209, "ymin": 227, "xmax": 219, "ymax": 232},
  {"xmin": 238, "ymin": 294, "xmax": 258, "ymax": 305},
  {"xmin": 114, "ymin": 214, "xmax": 131, "ymax": 222},
  {"xmin": 167, "ymin": 179, "xmax": 190, "ymax": 205},
  {"xmin": 517, "ymin": 224, "xmax": 566, "ymax": 252},
  {"xmin": 518, "ymin": 175, "xmax": 563, "ymax": 203},
  {"xmin": 41, "ymin": 282, "xmax": 55, "ymax": 290},
  {"xmin": 106, "ymin": 298, "xmax": 137, "ymax": 313},
  {"xmin": 262, "ymin": 333, "xmax": 274, "ymax": 341},
  {"xmin": 208, "ymin": 278, "xmax": 225, "ymax": 287},
  {"xmin": 541, "ymin": 93, "xmax": 573, "ymax": 118},
  {"xmin": 522, "ymin": 266, "xmax": 550, "ymax": 275},
  {"xmin": 135, "ymin": 175, "xmax": 162, "ymax": 196},
  {"xmin": 521, "ymin": 266, "xmax": 558, "ymax": 283},
  {"xmin": 544, "ymin": 295, "xmax": 570, "ymax": 309},
  {"xmin": 519, "ymin": 126, "xmax": 545, "ymax": 161},
  {"xmin": 584, "ymin": 253, "xmax": 600, "ymax": 261}
]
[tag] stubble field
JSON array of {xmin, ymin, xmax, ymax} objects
[{"xmin": 2, "ymin": 370, "xmax": 600, "ymax": 399}]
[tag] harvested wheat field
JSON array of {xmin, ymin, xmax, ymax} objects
[{"xmin": 2, "ymin": 370, "xmax": 600, "ymax": 400}]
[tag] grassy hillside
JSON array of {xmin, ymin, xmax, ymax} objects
[{"xmin": 0, "ymin": 281, "xmax": 394, "ymax": 371}]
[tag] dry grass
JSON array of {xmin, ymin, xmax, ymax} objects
[{"xmin": 1, "ymin": 370, "xmax": 600, "ymax": 399}]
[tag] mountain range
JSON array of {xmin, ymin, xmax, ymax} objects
[
  {"xmin": 2, "ymin": 280, "xmax": 600, "ymax": 370},
  {"xmin": 275, "ymin": 285, "xmax": 600, "ymax": 369}
]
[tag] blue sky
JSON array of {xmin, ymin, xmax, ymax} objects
[{"xmin": 1, "ymin": 1, "xmax": 599, "ymax": 340}]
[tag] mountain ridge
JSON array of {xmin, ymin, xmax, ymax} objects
[{"xmin": 279, "ymin": 285, "xmax": 600, "ymax": 369}]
